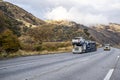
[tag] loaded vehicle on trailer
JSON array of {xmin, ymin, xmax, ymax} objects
[{"xmin": 72, "ymin": 37, "xmax": 97, "ymax": 54}]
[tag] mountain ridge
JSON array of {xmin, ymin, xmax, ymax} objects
[
  {"xmin": 0, "ymin": 1, "xmax": 120, "ymax": 49},
  {"xmin": 89, "ymin": 23, "xmax": 120, "ymax": 48},
  {"xmin": 0, "ymin": 1, "xmax": 45, "ymax": 27}
]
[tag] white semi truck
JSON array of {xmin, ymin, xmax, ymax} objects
[{"xmin": 72, "ymin": 37, "xmax": 97, "ymax": 54}]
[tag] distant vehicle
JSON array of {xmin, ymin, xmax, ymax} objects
[
  {"xmin": 72, "ymin": 37, "xmax": 97, "ymax": 54},
  {"xmin": 104, "ymin": 44, "xmax": 111, "ymax": 51}
]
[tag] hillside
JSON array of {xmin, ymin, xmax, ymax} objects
[
  {"xmin": 0, "ymin": 1, "xmax": 90, "ymax": 54},
  {"xmin": 44, "ymin": 20, "xmax": 92, "ymax": 41},
  {"xmin": 89, "ymin": 23, "xmax": 120, "ymax": 48},
  {"xmin": 0, "ymin": 1, "xmax": 45, "ymax": 28},
  {"xmin": 0, "ymin": 0, "xmax": 120, "ymax": 56},
  {"xmin": 0, "ymin": 10, "xmax": 20, "ymax": 53},
  {"xmin": 0, "ymin": 10, "xmax": 22, "ymax": 36},
  {"xmin": 0, "ymin": 1, "xmax": 91, "ymax": 42}
]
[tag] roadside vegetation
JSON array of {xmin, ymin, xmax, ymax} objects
[
  {"xmin": 0, "ymin": 10, "xmax": 94, "ymax": 59},
  {"xmin": 0, "ymin": 11, "xmax": 73, "ymax": 59},
  {"xmin": 0, "ymin": 41, "xmax": 72, "ymax": 59}
]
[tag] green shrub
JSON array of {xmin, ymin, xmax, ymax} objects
[
  {"xmin": 34, "ymin": 44, "xmax": 43, "ymax": 51},
  {"xmin": 0, "ymin": 29, "xmax": 20, "ymax": 53}
]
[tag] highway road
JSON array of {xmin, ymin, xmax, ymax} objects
[{"xmin": 0, "ymin": 48, "xmax": 120, "ymax": 80}]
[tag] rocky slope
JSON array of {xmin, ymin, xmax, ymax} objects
[
  {"xmin": 27, "ymin": 20, "xmax": 90, "ymax": 42},
  {"xmin": 89, "ymin": 23, "xmax": 120, "ymax": 48},
  {"xmin": 0, "ymin": 10, "xmax": 22, "ymax": 36},
  {"xmin": 0, "ymin": 1, "xmax": 88, "ymax": 41},
  {"xmin": 0, "ymin": 1, "xmax": 45, "ymax": 28},
  {"xmin": 0, "ymin": 1, "xmax": 120, "ymax": 48}
]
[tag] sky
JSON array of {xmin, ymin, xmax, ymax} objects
[{"xmin": 4, "ymin": 0, "xmax": 120, "ymax": 26}]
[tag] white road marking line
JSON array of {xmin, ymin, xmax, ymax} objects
[
  {"xmin": 104, "ymin": 69, "xmax": 114, "ymax": 80},
  {"xmin": 118, "ymin": 56, "xmax": 120, "ymax": 58}
]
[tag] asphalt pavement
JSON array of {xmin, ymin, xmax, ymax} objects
[{"xmin": 0, "ymin": 48, "xmax": 120, "ymax": 80}]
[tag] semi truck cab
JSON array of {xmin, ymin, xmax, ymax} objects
[{"xmin": 72, "ymin": 37, "xmax": 97, "ymax": 54}]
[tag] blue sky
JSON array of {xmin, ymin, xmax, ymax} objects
[{"xmin": 4, "ymin": 0, "xmax": 120, "ymax": 26}]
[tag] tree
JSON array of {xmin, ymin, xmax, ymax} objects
[{"xmin": 0, "ymin": 29, "xmax": 20, "ymax": 53}]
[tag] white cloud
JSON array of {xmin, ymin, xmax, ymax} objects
[
  {"xmin": 45, "ymin": 6, "xmax": 108, "ymax": 26},
  {"xmin": 4, "ymin": 0, "xmax": 120, "ymax": 25},
  {"xmin": 45, "ymin": 7, "xmax": 70, "ymax": 20},
  {"xmin": 111, "ymin": 3, "xmax": 120, "ymax": 10}
]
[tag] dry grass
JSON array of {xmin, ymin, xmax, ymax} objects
[
  {"xmin": 39, "ymin": 46, "xmax": 72, "ymax": 55},
  {"xmin": 42, "ymin": 41, "xmax": 72, "ymax": 51},
  {"xmin": 0, "ymin": 41, "xmax": 72, "ymax": 59}
]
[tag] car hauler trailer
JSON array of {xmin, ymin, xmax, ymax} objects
[{"xmin": 72, "ymin": 37, "xmax": 97, "ymax": 54}]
